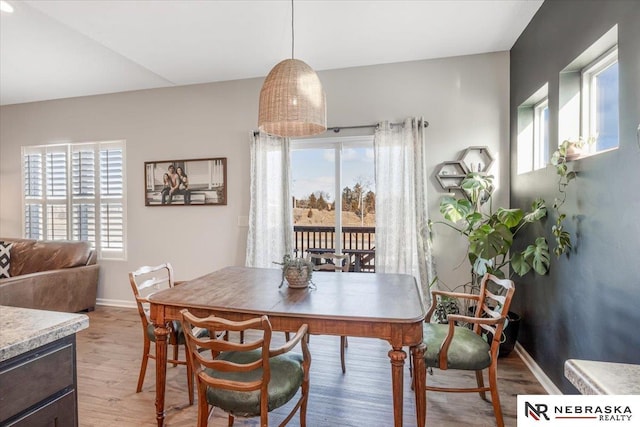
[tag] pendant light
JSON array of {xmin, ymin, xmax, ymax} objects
[{"xmin": 258, "ymin": 0, "xmax": 326, "ymax": 137}]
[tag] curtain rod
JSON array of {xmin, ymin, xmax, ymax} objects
[
  {"xmin": 253, "ymin": 120, "xmax": 429, "ymax": 137},
  {"xmin": 327, "ymin": 120, "xmax": 429, "ymax": 133}
]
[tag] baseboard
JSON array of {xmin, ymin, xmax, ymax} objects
[
  {"xmin": 96, "ymin": 298, "xmax": 136, "ymax": 309},
  {"xmin": 514, "ymin": 342, "xmax": 562, "ymax": 394}
]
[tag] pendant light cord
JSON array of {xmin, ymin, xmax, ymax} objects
[{"xmin": 291, "ymin": 0, "xmax": 295, "ymax": 59}]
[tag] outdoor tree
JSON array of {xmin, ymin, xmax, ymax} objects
[
  {"xmin": 341, "ymin": 182, "xmax": 375, "ymax": 218},
  {"xmin": 364, "ymin": 191, "xmax": 375, "ymax": 214},
  {"xmin": 342, "ymin": 186, "xmax": 354, "ymax": 211},
  {"xmin": 308, "ymin": 193, "xmax": 317, "ymax": 209},
  {"xmin": 317, "ymin": 194, "xmax": 328, "ymax": 211}
]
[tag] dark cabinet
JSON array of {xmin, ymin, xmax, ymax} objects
[{"xmin": 0, "ymin": 335, "xmax": 78, "ymax": 427}]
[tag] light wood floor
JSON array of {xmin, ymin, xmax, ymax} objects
[{"xmin": 76, "ymin": 306, "xmax": 545, "ymax": 426}]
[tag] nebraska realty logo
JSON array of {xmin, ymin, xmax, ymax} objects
[{"xmin": 517, "ymin": 395, "xmax": 640, "ymax": 426}]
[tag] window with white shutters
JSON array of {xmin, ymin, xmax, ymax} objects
[{"xmin": 21, "ymin": 141, "xmax": 126, "ymax": 260}]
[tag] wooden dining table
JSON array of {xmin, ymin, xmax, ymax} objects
[{"xmin": 148, "ymin": 266, "xmax": 427, "ymax": 427}]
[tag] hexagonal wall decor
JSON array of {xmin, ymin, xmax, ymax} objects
[
  {"xmin": 435, "ymin": 161, "xmax": 468, "ymax": 191},
  {"xmin": 460, "ymin": 146, "xmax": 494, "ymax": 174},
  {"xmin": 435, "ymin": 146, "xmax": 494, "ymax": 191}
]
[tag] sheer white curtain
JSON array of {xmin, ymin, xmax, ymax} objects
[
  {"xmin": 374, "ymin": 117, "xmax": 435, "ymax": 303},
  {"xmin": 245, "ymin": 132, "xmax": 293, "ymax": 268}
]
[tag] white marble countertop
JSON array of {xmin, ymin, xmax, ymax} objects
[
  {"xmin": 565, "ymin": 359, "xmax": 640, "ymax": 394},
  {"xmin": 0, "ymin": 305, "xmax": 89, "ymax": 362}
]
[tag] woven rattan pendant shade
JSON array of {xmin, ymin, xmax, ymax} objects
[{"xmin": 258, "ymin": 58, "xmax": 326, "ymax": 137}]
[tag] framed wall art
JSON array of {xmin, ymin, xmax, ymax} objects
[{"xmin": 144, "ymin": 157, "xmax": 227, "ymax": 206}]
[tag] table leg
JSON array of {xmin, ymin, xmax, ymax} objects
[
  {"xmin": 411, "ymin": 343, "xmax": 426, "ymax": 427},
  {"xmin": 154, "ymin": 322, "xmax": 170, "ymax": 427},
  {"xmin": 388, "ymin": 347, "xmax": 406, "ymax": 427}
]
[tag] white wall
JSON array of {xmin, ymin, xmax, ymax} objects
[{"xmin": 0, "ymin": 51, "xmax": 510, "ymax": 305}]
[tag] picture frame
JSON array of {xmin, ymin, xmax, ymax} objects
[{"xmin": 144, "ymin": 157, "xmax": 227, "ymax": 206}]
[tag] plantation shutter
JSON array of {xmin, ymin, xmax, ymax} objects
[
  {"xmin": 23, "ymin": 152, "xmax": 43, "ymax": 239},
  {"xmin": 21, "ymin": 141, "xmax": 126, "ymax": 259},
  {"xmin": 72, "ymin": 148, "xmax": 96, "ymax": 245},
  {"xmin": 99, "ymin": 146, "xmax": 125, "ymax": 255},
  {"xmin": 44, "ymin": 149, "xmax": 68, "ymax": 240}
]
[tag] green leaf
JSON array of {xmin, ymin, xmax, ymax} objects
[
  {"xmin": 555, "ymin": 163, "xmax": 568, "ymax": 177},
  {"xmin": 559, "ymin": 140, "xmax": 571, "ymax": 154},
  {"xmin": 491, "ymin": 269, "xmax": 506, "ymax": 279},
  {"xmin": 472, "ymin": 257, "xmax": 493, "ymax": 276},
  {"xmin": 554, "ymin": 229, "xmax": 572, "ymax": 257},
  {"xmin": 496, "ymin": 208, "xmax": 524, "ymax": 228},
  {"xmin": 440, "ymin": 197, "xmax": 472, "ymax": 223},
  {"xmin": 523, "ymin": 199, "xmax": 547, "ymax": 222},
  {"xmin": 469, "ymin": 223, "xmax": 513, "ymax": 261},
  {"xmin": 511, "ymin": 251, "xmax": 531, "ymax": 276},
  {"xmin": 461, "ymin": 173, "xmax": 493, "ymax": 193},
  {"xmin": 460, "ymin": 173, "xmax": 493, "ymax": 205},
  {"xmin": 466, "ymin": 212, "xmax": 484, "ymax": 228},
  {"xmin": 522, "ymin": 237, "xmax": 550, "ymax": 275}
]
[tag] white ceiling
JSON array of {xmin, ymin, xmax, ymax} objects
[{"xmin": 0, "ymin": 0, "xmax": 543, "ymax": 106}]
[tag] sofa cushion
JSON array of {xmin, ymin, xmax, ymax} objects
[
  {"xmin": 0, "ymin": 242, "xmax": 12, "ymax": 278},
  {"xmin": 3, "ymin": 239, "xmax": 93, "ymax": 277}
]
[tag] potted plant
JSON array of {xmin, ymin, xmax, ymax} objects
[
  {"xmin": 437, "ymin": 173, "xmax": 550, "ymax": 281},
  {"xmin": 275, "ymin": 254, "xmax": 315, "ymax": 288},
  {"xmin": 431, "ymin": 172, "xmax": 550, "ymax": 355}
]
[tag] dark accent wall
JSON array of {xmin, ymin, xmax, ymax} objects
[{"xmin": 510, "ymin": 0, "xmax": 640, "ymax": 393}]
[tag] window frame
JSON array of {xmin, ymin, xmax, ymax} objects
[
  {"xmin": 533, "ymin": 97, "xmax": 549, "ymax": 171},
  {"xmin": 290, "ymin": 135, "xmax": 374, "ymax": 256},
  {"xmin": 581, "ymin": 46, "xmax": 619, "ymax": 153},
  {"xmin": 21, "ymin": 140, "xmax": 127, "ymax": 260}
]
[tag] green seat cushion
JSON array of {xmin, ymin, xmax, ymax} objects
[
  {"xmin": 423, "ymin": 323, "xmax": 491, "ymax": 370},
  {"xmin": 146, "ymin": 322, "xmax": 208, "ymax": 344},
  {"xmin": 204, "ymin": 349, "xmax": 304, "ymax": 417}
]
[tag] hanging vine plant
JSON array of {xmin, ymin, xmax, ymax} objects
[{"xmin": 549, "ymin": 137, "xmax": 594, "ymax": 257}]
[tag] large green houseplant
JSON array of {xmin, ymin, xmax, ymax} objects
[
  {"xmin": 431, "ymin": 173, "xmax": 550, "ymax": 354},
  {"xmin": 436, "ymin": 172, "xmax": 550, "ymax": 287}
]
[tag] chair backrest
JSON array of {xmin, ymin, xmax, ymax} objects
[
  {"xmin": 181, "ymin": 310, "xmax": 272, "ymax": 395},
  {"xmin": 472, "ymin": 274, "xmax": 515, "ymax": 348},
  {"xmin": 129, "ymin": 263, "xmax": 175, "ymax": 326},
  {"xmin": 308, "ymin": 252, "xmax": 349, "ymax": 272}
]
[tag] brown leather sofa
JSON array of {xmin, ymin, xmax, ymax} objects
[{"xmin": 0, "ymin": 237, "xmax": 99, "ymax": 312}]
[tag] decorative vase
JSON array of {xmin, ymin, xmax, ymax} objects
[{"xmin": 284, "ymin": 266, "xmax": 311, "ymax": 288}]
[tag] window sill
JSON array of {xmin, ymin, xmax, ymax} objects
[{"xmin": 567, "ymin": 146, "xmax": 618, "ymax": 162}]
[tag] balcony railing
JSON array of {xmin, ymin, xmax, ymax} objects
[{"xmin": 293, "ymin": 225, "xmax": 375, "ymax": 272}]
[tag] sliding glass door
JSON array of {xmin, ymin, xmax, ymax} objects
[{"xmin": 290, "ymin": 136, "xmax": 375, "ymax": 272}]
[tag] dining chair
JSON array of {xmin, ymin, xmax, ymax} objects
[
  {"xmin": 420, "ymin": 273, "xmax": 515, "ymax": 427},
  {"xmin": 307, "ymin": 252, "xmax": 350, "ymax": 373},
  {"xmin": 129, "ymin": 263, "xmax": 200, "ymax": 404},
  {"xmin": 180, "ymin": 310, "xmax": 311, "ymax": 427}
]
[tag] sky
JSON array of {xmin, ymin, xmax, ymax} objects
[
  {"xmin": 291, "ymin": 145, "xmax": 374, "ymax": 202},
  {"xmin": 596, "ymin": 62, "xmax": 619, "ymax": 151}
]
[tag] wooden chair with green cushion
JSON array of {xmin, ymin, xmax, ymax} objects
[
  {"xmin": 421, "ymin": 273, "xmax": 515, "ymax": 427},
  {"xmin": 180, "ymin": 309, "xmax": 311, "ymax": 427},
  {"xmin": 307, "ymin": 251, "xmax": 350, "ymax": 373},
  {"xmin": 129, "ymin": 263, "xmax": 207, "ymax": 405}
]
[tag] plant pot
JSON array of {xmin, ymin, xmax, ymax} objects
[
  {"xmin": 284, "ymin": 266, "xmax": 311, "ymax": 288},
  {"xmin": 565, "ymin": 142, "xmax": 583, "ymax": 160},
  {"xmin": 467, "ymin": 307, "xmax": 521, "ymax": 357},
  {"xmin": 498, "ymin": 311, "xmax": 520, "ymax": 357}
]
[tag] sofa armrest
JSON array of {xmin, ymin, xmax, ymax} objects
[
  {"xmin": 86, "ymin": 249, "xmax": 97, "ymax": 266},
  {"xmin": 0, "ymin": 264, "xmax": 99, "ymax": 313}
]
